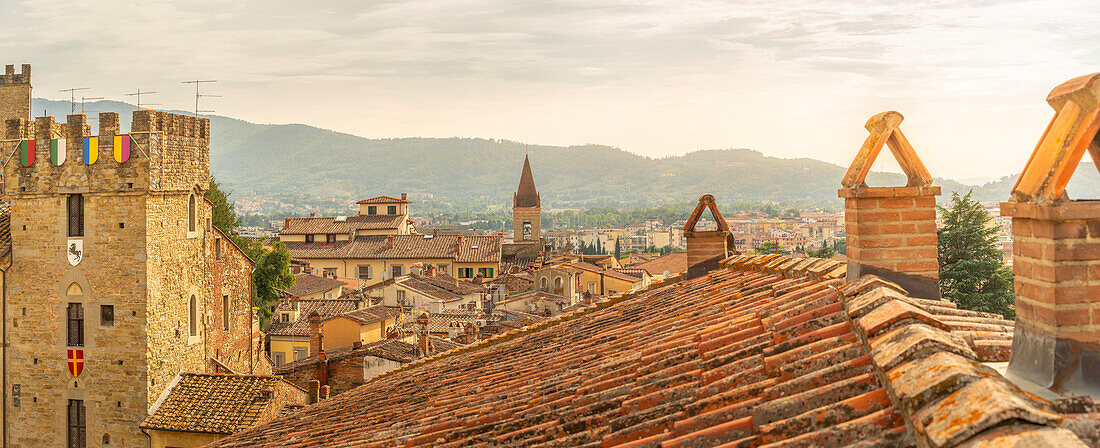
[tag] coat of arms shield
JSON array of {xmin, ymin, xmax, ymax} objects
[{"xmin": 67, "ymin": 239, "xmax": 83, "ymax": 266}]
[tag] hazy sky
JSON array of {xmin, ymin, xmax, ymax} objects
[{"xmin": 2, "ymin": 0, "xmax": 1098, "ymax": 181}]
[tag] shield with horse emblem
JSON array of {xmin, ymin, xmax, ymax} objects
[{"xmin": 67, "ymin": 239, "xmax": 83, "ymax": 266}]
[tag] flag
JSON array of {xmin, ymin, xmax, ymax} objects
[
  {"xmin": 50, "ymin": 139, "xmax": 66, "ymax": 165},
  {"xmin": 83, "ymin": 136, "xmax": 99, "ymax": 165},
  {"xmin": 113, "ymin": 135, "xmax": 130, "ymax": 163},
  {"xmin": 67, "ymin": 349, "xmax": 84, "ymax": 378},
  {"xmin": 19, "ymin": 139, "xmax": 35, "ymax": 166}
]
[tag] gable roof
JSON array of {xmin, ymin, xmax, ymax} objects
[
  {"xmin": 141, "ymin": 373, "xmax": 301, "ymax": 435},
  {"xmin": 280, "ymin": 214, "xmax": 404, "ymax": 235},
  {"xmin": 1011, "ymin": 73, "xmax": 1100, "ymax": 202},
  {"xmin": 634, "ymin": 251, "xmax": 688, "ymax": 276},
  {"xmin": 281, "ymin": 273, "xmax": 345, "ymax": 297},
  {"xmin": 841, "ymin": 110, "xmax": 933, "ymax": 189},
  {"xmin": 329, "ymin": 305, "xmax": 400, "ymax": 325},
  {"xmin": 356, "ymin": 195, "xmax": 410, "ymax": 205},
  {"xmin": 513, "ymin": 154, "xmax": 540, "ymax": 208},
  {"xmin": 564, "ymin": 261, "xmax": 642, "ymax": 283},
  {"xmin": 284, "ymin": 234, "xmax": 502, "ymax": 263},
  {"xmin": 273, "ymin": 338, "xmax": 422, "ymax": 375},
  {"xmin": 498, "ymin": 290, "xmax": 570, "ymax": 305},
  {"xmin": 266, "ymin": 299, "xmax": 360, "ymax": 337},
  {"xmin": 210, "ymin": 253, "xmax": 1079, "ymax": 448}
]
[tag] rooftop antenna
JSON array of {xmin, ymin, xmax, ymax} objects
[
  {"xmin": 80, "ymin": 96, "xmax": 104, "ymax": 115},
  {"xmin": 182, "ymin": 80, "xmax": 220, "ymax": 116},
  {"xmin": 59, "ymin": 87, "xmax": 90, "ymax": 114},
  {"xmin": 124, "ymin": 89, "xmax": 160, "ymax": 110}
]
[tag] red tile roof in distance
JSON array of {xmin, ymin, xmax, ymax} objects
[
  {"xmin": 356, "ymin": 195, "xmax": 410, "ymax": 204},
  {"xmin": 280, "ymin": 214, "xmax": 404, "ymax": 235},
  {"xmin": 212, "ymin": 254, "xmax": 1091, "ymax": 448}
]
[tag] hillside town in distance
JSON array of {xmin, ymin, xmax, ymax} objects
[{"xmin": 4, "ymin": 61, "xmax": 1100, "ymax": 448}]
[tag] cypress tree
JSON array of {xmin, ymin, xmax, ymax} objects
[{"xmin": 937, "ymin": 191, "xmax": 1015, "ymax": 319}]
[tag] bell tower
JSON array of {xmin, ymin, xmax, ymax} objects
[{"xmin": 512, "ymin": 155, "xmax": 541, "ymax": 243}]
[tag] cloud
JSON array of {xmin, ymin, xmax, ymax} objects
[{"xmin": 1, "ymin": 0, "xmax": 1098, "ymax": 180}]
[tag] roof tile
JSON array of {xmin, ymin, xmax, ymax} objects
[{"xmin": 916, "ymin": 378, "xmax": 1061, "ymax": 447}]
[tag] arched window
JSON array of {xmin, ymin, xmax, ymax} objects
[
  {"xmin": 188, "ymin": 194, "xmax": 197, "ymax": 233},
  {"xmin": 67, "ymin": 282, "xmax": 83, "ymax": 296},
  {"xmin": 540, "ymin": 277, "xmax": 549, "ymax": 291},
  {"xmin": 554, "ymin": 277, "xmax": 563, "ymax": 290},
  {"xmin": 189, "ymin": 295, "xmax": 198, "ymax": 337}
]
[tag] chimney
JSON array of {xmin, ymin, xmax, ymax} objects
[
  {"xmin": 309, "ymin": 380, "xmax": 321, "ymax": 404},
  {"xmin": 417, "ymin": 313, "xmax": 431, "ymax": 355},
  {"xmin": 387, "ymin": 235, "xmax": 394, "ymax": 247},
  {"xmin": 455, "ymin": 236, "xmax": 462, "ymax": 255},
  {"xmin": 308, "ymin": 311, "xmax": 324, "ymax": 356},
  {"xmin": 320, "ymin": 385, "xmax": 330, "ymax": 401},
  {"xmin": 426, "ymin": 264, "xmax": 436, "ymax": 276},
  {"xmin": 1002, "ymin": 73, "xmax": 1100, "ymax": 397},
  {"xmin": 433, "ymin": 229, "xmax": 439, "ymax": 237},
  {"xmin": 401, "ymin": 192, "xmax": 407, "ymax": 201},
  {"xmin": 310, "ymin": 212, "xmax": 316, "ymax": 218},
  {"xmin": 839, "ymin": 111, "xmax": 940, "ymax": 299},
  {"xmin": 683, "ymin": 195, "xmax": 734, "ymax": 279}
]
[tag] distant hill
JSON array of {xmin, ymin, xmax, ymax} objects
[{"xmin": 32, "ymin": 98, "xmax": 1100, "ymax": 210}]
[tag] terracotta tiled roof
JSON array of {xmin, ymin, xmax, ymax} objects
[
  {"xmin": 266, "ymin": 299, "xmax": 360, "ymax": 337},
  {"xmin": 565, "ymin": 261, "xmax": 642, "ymax": 283},
  {"xmin": 273, "ymin": 338, "xmax": 421, "ymax": 375},
  {"xmin": 635, "ymin": 251, "xmax": 688, "ymax": 276},
  {"xmin": 213, "ymin": 252, "xmax": 1090, "ymax": 448},
  {"xmin": 399, "ymin": 277, "xmax": 465, "ymax": 302},
  {"xmin": 513, "ymin": 155, "xmax": 540, "ymax": 208},
  {"xmin": 356, "ymin": 195, "xmax": 409, "ymax": 204},
  {"xmin": 281, "ymin": 273, "xmax": 345, "ymax": 298},
  {"xmin": 141, "ymin": 373, "xmax": 300, "ymax": 435},
  {"xmin": 0, "ymin": 203, "xmax": 10, "ymax": 258},
  {"xmin": 285, "ymin": 234, "xmax": 502, "ymax": 263},
  {"xmin": 499, "ymin": 290, "xmax": 570, "ymax": 305},
  {"xmin": 280, "ymin": 214, "xmax": 404, "ymax": 235},
  {"xmin": 398, "ymin": 311, "xmax": 501, "ymax": 334},
  {"xmin": 329, "ymin": 305, "xmax": 400, "ymax": 325},
  {"xmin": 417, "ymin": 273, "xmax": 487, "ymax": 295}
]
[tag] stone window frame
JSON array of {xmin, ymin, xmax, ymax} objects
[
  {"xmin": 222, "ymin": 295, "xmax": 231, "ymax": 331},
  {"xmin": 187, "ymin": 293, "xmax": 201, "ymax": 345},
  {"xmin": 186, "ymin": 193, "xmax": 199, "ymax": 239}
]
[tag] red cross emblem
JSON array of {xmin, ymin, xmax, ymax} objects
[{"xmin": 67, "ymin": 349, "xmax": 84, "ymax": 378}]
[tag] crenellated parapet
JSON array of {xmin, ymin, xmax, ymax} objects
[
  {"xmin": 2, "ymin": 110, "xmax": 209, "ymax": 196},
  {"xmin": 0, "ymin": 64, "xmax": 30, "ymax": 85}
]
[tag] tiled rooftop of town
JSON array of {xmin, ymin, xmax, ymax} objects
[
  {"xmin": 141, "ymin": 373, "xmax": 302, "ymax": 435},
  {"xmin": 211, "ymin": 252, "xmax": 1087, "ymax": 447},
  {"xmin": 284, "ymin": 234, "xmax": 502, "ymax": 263}
]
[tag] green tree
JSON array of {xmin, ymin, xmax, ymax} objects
[
  {"xmin": 206, "ymin": 176, "xmax": 240, "ymax": 236},
  {"xmin": 754, "ymin": 241, "xmax": 788, "ymax": 255},
  {"xmin": 938, "ymin": 191, "xmax": 1015, "ymax": 319},
  {"xmin": 614, "ymin": 237, "xmax": 622, "ymax": 260},
  {"xmin": 252, "ymin": 241, "xmax": 296, "ymax": 324},
  {"xmin": 808, "ymin": 241, "xmax": 836, "ymax": 258}
]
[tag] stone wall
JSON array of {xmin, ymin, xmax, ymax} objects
[
  {"xmin": 1, "ymin": 109, "xmax": 245, "ymax": 446},
  {"xmin": 0, "ymin": 64, "xmax": 30, "ymax": 124},
  {"xmin": 204, "ymin": 222, "xmax": 259, "ymax": 375}
]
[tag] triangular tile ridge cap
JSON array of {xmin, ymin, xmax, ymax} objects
[
  {"xmin": 841, "ymin": 111, "xmax": 934, "ymax": 189},
  {"xmin": 1011, "ymin": 73, "xmax": 1100, "ymax": 203},
  {"xmin": 683, "ymin": 194, "xmax": 729, "ymax": 232}
]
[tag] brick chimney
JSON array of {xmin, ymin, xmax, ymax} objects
[
  {"xmin": 1003, "ymin": 73, "xmax": 1100, "ymax": 396},
  {"xmin": 386, "ymin": 235, "xmax": 394, "ymax": 247},
  {"xmin": 839, "ymin": 111, "xmax": 940, "ymax": 299},
  {"xmin": 426, "ymin": 264, "xmax": 436, "ymax": 276},
  {"xmin": 308, "ymin": 380, "xmax": 320, "ymax": 404},
  {"xmin": 308, "ymin": 311, "xmax": 324, "ymax": 356},
  {"xmin": 401, "ymin": 192, "xmax": 407, "ymax": 201},
  {"xmin": 310, "ymin": 212, "xmax": 316, "ymax": 218},
  {"xmin": 417, "ymin": 313, "xmax": 431, "ymax": 356},
  {"xmin": 683, "ymin": 194, "xmax": 734, "ymax": 279}
]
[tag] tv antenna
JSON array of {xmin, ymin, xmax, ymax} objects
[
  {"xmin": 59, "ymin": 87, "xmax": 90, "ymax": 113},
  {"xmin": 182, "ymin": 80, "xmax": 220, "ymax": 116},
  {"xmin": 80, "ymin": 96, "xmax": 104, "ymax": 115},
  {"xmin": 124, "ymin": 89, "xmax": 160, "ymax": 109}
]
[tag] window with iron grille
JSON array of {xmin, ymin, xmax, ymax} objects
[
  {"xmin": 68, "ymin": 399, "xmax": 86, "ymax": 448},
  {"xmin": 68, "ymin": 194, "xmax": 84, "ymax": 237},
  {"xmin": 67, "ymin": 303, "xmax": 84, "ymax": 346}
]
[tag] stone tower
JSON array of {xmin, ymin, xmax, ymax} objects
[
  {"xmin": 0, "ymin": 64, "xmax": 30, "ymax": 125},
  {"xmin": 2, "ymin": 109, "xmax": 259, "ymax": 446},
  {"xmin": 513, "ymin": 155, "xmax": 541, "ymax": 243}
]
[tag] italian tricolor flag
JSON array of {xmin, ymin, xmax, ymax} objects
[
  {"xmin": 50, "ymin": 139, "xmax": 66, "ymax": 165},
  {"xmin": 19, "ymin": 139, "xmax": 35, "ymax": 167}
]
